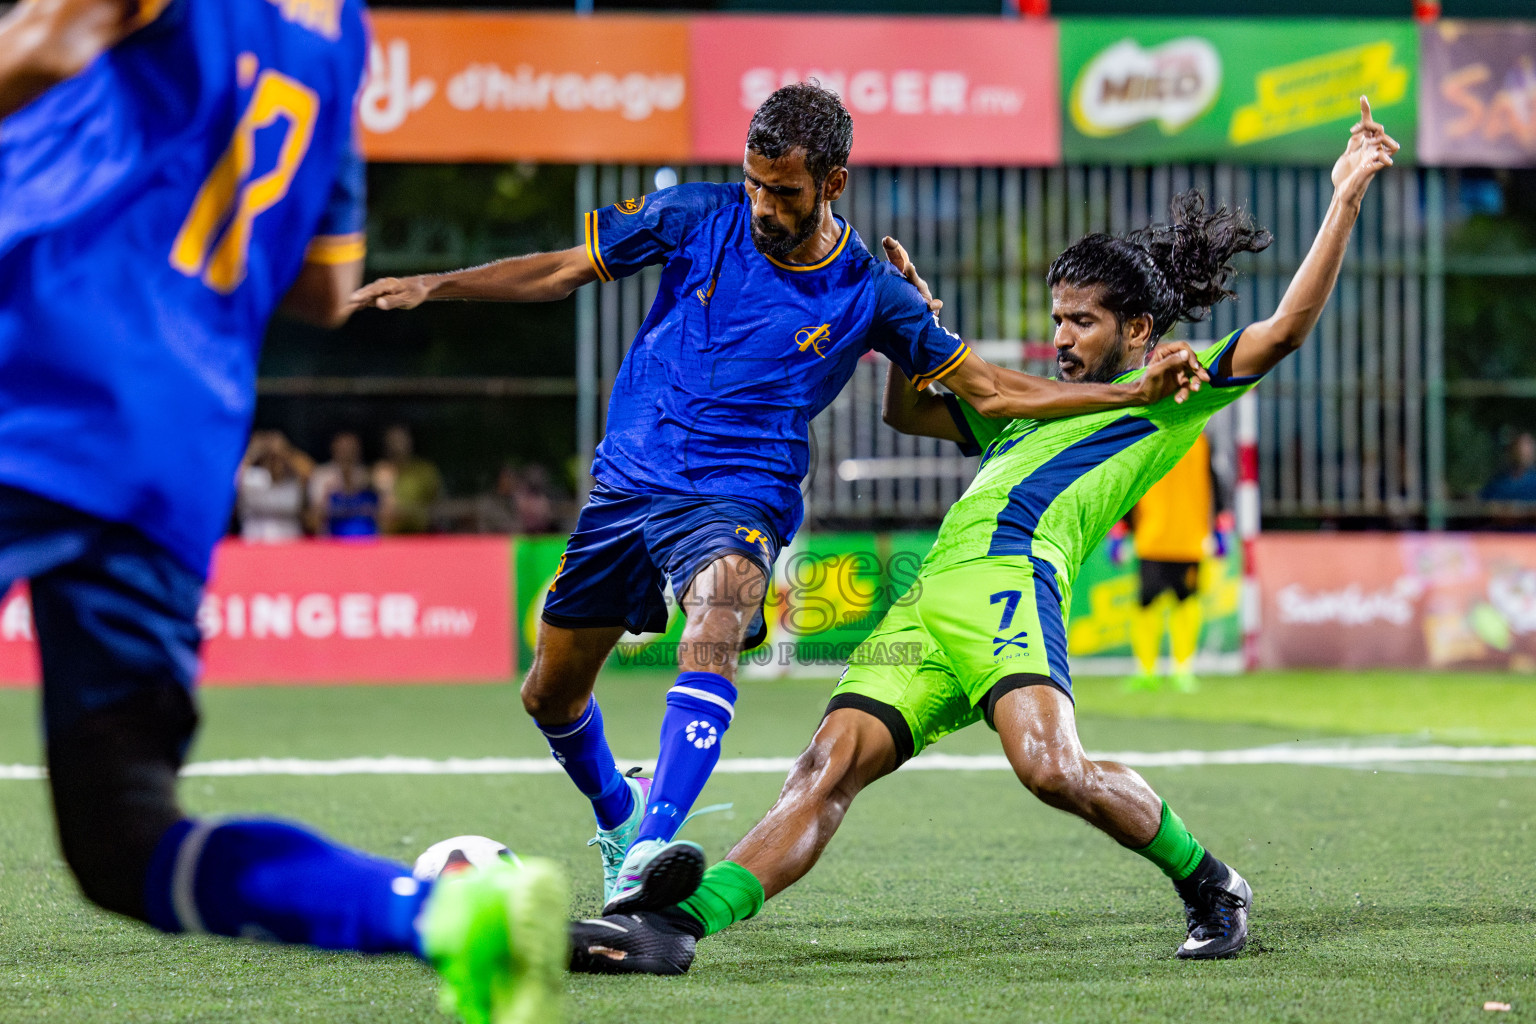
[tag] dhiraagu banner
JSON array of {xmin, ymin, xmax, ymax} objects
[{"xmin": 1061, "ymin": 19, "xmax": 1417, "ymax": 164}]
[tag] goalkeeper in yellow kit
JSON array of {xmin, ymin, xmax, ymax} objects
[{"xmin": 1115, "ymin": 431, "xmax": 1231, "ymax": 692}]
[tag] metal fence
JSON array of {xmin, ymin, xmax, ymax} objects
[{"xmin": 577, "ymin": 163, "xmax": 1447, "ymax": 528}]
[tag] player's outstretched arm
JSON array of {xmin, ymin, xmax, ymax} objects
[
  {"xmin": 0, "ymin": 0, "xmax": 139, "ymax": 118},
  {"xmin": 348, "ymin": 247, "xmax": 598, "ymax": 312},
  {"xmin": 1230, "ymin": 96, "xmax": 1398, "ymax": 378},
  {"xmin": 280, "ymin": 248, "xmax": 365, "ymax": 329},
  {"xmin": 880, "ymin": 359, "xmax": 966, "ymax": 442},
  {"xmin": 945, "ymin": 344, "xmax": 1207, "ymax": 421}
]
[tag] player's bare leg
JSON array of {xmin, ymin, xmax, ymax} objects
[
  {"xmin": 676, "ymin": 553, "xmax": 766, "ymax": 681},
  {"xmin": 604, "ymin": 554, "xmax": 768, "ymax": 914},
  {"xmin": 520, "ymin": 621, "xmax": 625, "ymax": 727},
  {"xmin": 992, "ymin": 682, "xmax": 1252, "ymax": 959},
  {"xmin": 726, "ymin": 708, "xmax": 898, "ymax": 897},
  {"xmin": 570, "ymin": 708, "xmax": 898, "ymax": 974}
]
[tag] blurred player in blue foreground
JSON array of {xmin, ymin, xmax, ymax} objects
[
  {"xmin": 0, "ymin": 2, "xmax": 561, "ymax": 1020},
  {"xmin": 354, "ymin": 82, "xmax": 1208, "ymax": 916}
]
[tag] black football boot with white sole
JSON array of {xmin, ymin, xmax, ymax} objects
[
  {"xmin": 1175, "ymin": 856, "xmax": 1252, "ymax": 960},
  {"xmin": 568, "ymin": 908, "xmax": 699, "ymax": 975}
]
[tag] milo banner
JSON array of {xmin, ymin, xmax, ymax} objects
[
  {"xmin": 514, "ymin": 531, "xmax": 1242, "ymax": 675},
  {"xmin": 1061, "ymin": 19, "xmax": 1418, "ymax": 164},
  {"xmin": 1255, "ymin": 534, "xmax": 1536, "ymax": 671},
  {"xmin": 1419, "ymin": 21, "xmax": 1536, "ymax": 168}
]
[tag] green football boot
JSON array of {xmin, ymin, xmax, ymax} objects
[
  {"xmin": 588, "ymin": 769, "xmax": 650, "ymax": 905},
  {"xmin": 419, "ymin": 857, "xmax": 568, "ymax": 1024}
]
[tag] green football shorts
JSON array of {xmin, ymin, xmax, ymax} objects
[{"xmin": 827, "ymin": 555, "xmax": 1072, "ymax": 765}]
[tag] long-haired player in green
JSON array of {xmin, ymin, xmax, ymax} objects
[{"xmin": 568, "ymin": 99, "xmax": 1399, "ymax": 973}]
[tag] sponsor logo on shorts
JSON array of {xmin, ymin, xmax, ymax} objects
[
  {"xmin": 734, "ymin": 525, "xmax": 770, "ymax": 552},
  {"xmin": 549, "ymin": 552, "xmax": 568, "ymax": 592},
  {"xmin": 992, "ymin": 629, "xmax": 1030, "ymax": 659},
  {"xmin": 613, "ymin": 197, "xmax": 645, "ymax": 215}
]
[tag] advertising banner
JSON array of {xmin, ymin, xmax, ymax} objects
[
  {"xmin": 506, "ymin": 530, "xmax": 1242, "ymax": 676},
  {"xmin": 1066, "ymin": 545, "xmax": 1243, "ymax": 666},
  {"xmin": 690, "ymin": 16, "xmax": 1061, "ymax": 167},
  {"xmin": 0, "ymin": 538, "xmax": 513, "ymax": 686},
  {"xmin": 1419, "ymin": 21, "xmax": 1536, "ymax": 168},
  {"xmin": 1254, "ymin": 533, "xmax": 1536, "ymax": 671},
  {"xmin": 1061, "ymin": 19, "xmax": 1417, "ymax": 164},
  {"xmin": 360, "ymin": 12, "xmax": 692, "ymax": 163}
]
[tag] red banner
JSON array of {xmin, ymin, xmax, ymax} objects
[
  {"xmin": 690, "ymin": 16, "xmax": 1061, "ymax": 166},
  {"xmin": 0, "ymin": 538, "xmax": 513, "ymax": 686},
  {"xmin": 1254, "ymin": 533, "xmax": 1536, "ymax": 671}
]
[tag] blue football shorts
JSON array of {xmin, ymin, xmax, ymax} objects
[
  {"xmin": 0, "ymin": 484, "xmax": 203, "ymax": 742},
  {"xmin": 541, "ymin": 481, "xmax": 782, "ymax": 649}
]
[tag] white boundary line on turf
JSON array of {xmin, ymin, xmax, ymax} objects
[{"xmin": 3, "ymin": 744, "xmax": 1536, "ymax": 781}]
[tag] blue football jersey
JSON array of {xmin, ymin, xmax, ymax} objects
[
  {"xmin": 0, "ymin": 0, "xmax": 367, "ymax": 575},
  {"xmin": 585, "ymin": 183, "xmax": 969, "ymax": 542}
]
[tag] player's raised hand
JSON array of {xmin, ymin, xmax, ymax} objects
[
  {"xmin": 881, "ymin": 236, "xmax": 943, "ymax": 314},
  {"xmin": 1331, "ymin": 96, "xmax": 1399, "ymax": 201},
  {"xmin": 349, "ymin": 275, "xmax": 432, "ymax": 312},
  {"xmin": 1137, "ymin": 343, "xmax": 1209, "ymax": 406}
]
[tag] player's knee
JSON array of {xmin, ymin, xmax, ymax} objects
[
  {"xmin": 1016, "ymin": 751, "xmax": 1090, "ymax": 809},
  {"xmin": 787, "ymin": 725, "xmax": 863, "ymax": 804},
  {"xmin": 48, "ymin": 685, "xmax": 194, "ymax": 923},
  {"xmin": 518, "ymin": 669, "xmax": 589, "ymax": 723}
]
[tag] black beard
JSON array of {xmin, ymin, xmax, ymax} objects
[
  {"xmin": 751, "ymin": 203, "xmax": 822, "ymax": 260},
  {"xmin": 1059, "ymin": 332, "xmax": 1129, "ymax": 384}
]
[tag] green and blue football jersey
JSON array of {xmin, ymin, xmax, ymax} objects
[{"xmin": 930, "ymin": 330, "xmax": 1263, "ymax": 593}]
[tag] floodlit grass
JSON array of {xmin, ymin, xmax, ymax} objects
[{"xmin": 0, "ymin": 673, "xmax": 1532, "ymax": 1023}]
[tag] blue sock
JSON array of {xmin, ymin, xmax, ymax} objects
[
  {"xmin": 538, "ymin": 697, "xmax": 633, "ymax": 830},
  {"xmin": 142, "ymin": 818, "xmax": 430, "ymax": 957},
  {"xmin": 634, "ymin": 671, "xmax": 737, "ymax": 845}
]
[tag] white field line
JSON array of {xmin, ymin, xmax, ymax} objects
[{"xmin": 3, "ymin": 744, "xmax": 1536, "ymax": 781}]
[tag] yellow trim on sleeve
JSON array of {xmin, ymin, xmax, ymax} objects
[
  {"xmin": 912, "ymin": 342, "xmax": 971, "ymax": 391},
  {"xmin": 763, "ymin": 220, "xmax": 851, "ymax": 272},
  {"xmin": 584, "ymin": 211, "xmax": 613, "ymax": 283},
  {"xmin": 304, "ymin": 233, "xmax": 366, "ymax": 266},
  {"xmin": 133, "ymin": 0, "xmax": 174, "ymax": 28}
]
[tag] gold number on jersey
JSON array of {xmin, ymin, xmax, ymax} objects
[{"xmin": 171, "ymin": 68, "xmax": 319, "ymax": 294}]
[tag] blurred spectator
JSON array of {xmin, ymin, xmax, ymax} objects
[
  {"xmin": 373, "ymin": 424, "xmax": 442, "ymax": 534},
  {"xmin": 1480, "ymin": 432, "xmax": 1536, "ymax": 501},
  {"xmin": 236, "ymin": 430, "xmax": 313, "ymax": 542},
  {"xmin": 472, "ymin": 463, "xmax": 563, "ymax": 534},
  {"xmin": 308, "ymin": 431, "xmax": 380, "ymax": 538},
  {"xmin": 507, "ymin": 463, "xmax": 559, "ymax": 534}
]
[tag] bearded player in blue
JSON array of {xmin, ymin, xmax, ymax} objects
[
  {"xmin": 356, "ymin": 83, "xmax": 1204, "ymax": 915},
  {"xmin": 0, "ymin": 2, "xmax": 563, "ymax": 1020}
]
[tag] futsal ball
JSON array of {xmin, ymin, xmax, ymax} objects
[{"xmin": 412, "ymin": 835, "xmax": 520, "ymax": 881}]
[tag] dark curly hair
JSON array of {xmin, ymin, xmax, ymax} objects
[
  {"xmin": 1047, "ymin": 190, "xmax": 1273, "ymax": 341},
  {"xmin": 746, "ymin": 81, "xmax": 853, "ymax": 188}
]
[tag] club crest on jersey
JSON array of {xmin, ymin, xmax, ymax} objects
[
  {"xmin": 794, "ymin": 324, "xmax": 832, "ymax": 359},
  {"xmin": 696, "ymin": 277, "xmax": 717, "ymax": 306},
  {"xmin": 613, "ymin": 197, "xmax": 645, "ymax": 215}
]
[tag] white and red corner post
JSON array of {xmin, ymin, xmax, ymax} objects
[{"xmin": 1236, "ymin": 390, "xmax": 1261, "ymax": 671}]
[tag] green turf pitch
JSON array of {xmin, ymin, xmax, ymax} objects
[{"xmin": 0, "ymin": 672, "xmax": 1532, "ymax": 1023}]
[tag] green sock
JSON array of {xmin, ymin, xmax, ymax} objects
[
  {"xmin": 678, "ymin": 861, "xmax": 765, "ymax": 938},
  {"xmin": 1134, "ymin": 802, "xmax": 1206, "ymax": 881}
]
